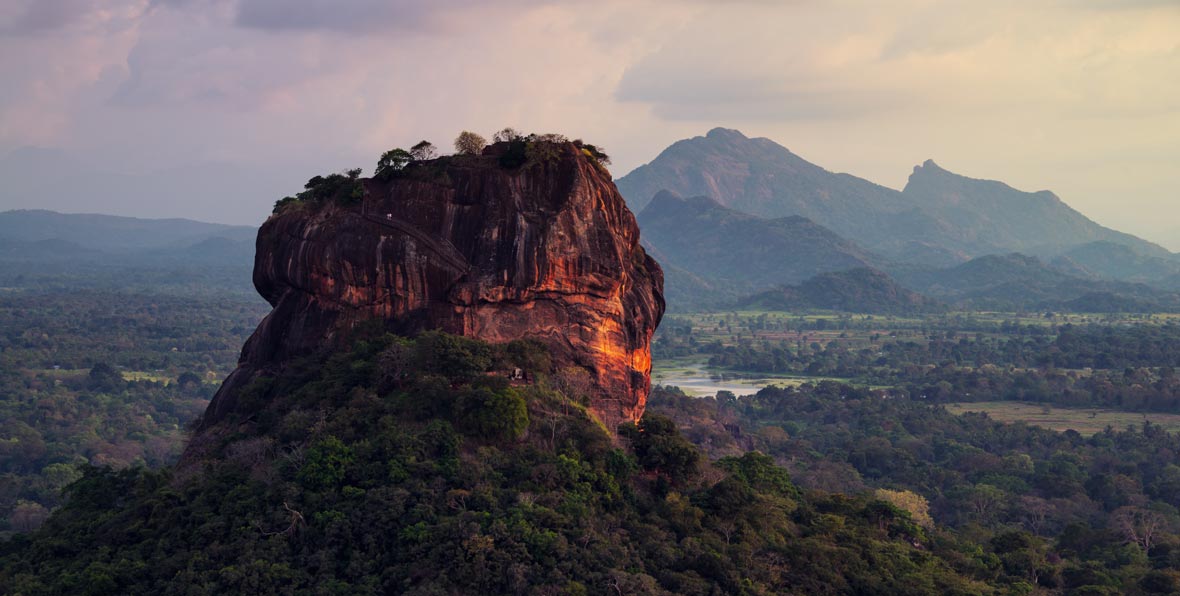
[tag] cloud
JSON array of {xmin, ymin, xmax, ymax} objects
[
  {"xmin": 614, "ymin": 2, "xmax": 909, "ymax": 121},
  {"xmin": 233, "ymin": 0, "xmax": 554, "ymax": 33},
  {"xmin": 617, "ymin": 64, "xmax": 903, "ymax": 121},
  {"xmin": 0, "ymin": 0, "xmax": 150, "ymax": 36},
  {"xmin": 0, "ymin": 0, "xmax": 88, "ymax": 34},
  {"xmin": 0, "ymin": 0, "xmax": 1175, "ymax": 239}
]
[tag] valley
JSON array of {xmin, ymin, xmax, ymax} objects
[{"xmin": 3, "ymin": 1, "xmax": 1178, "ymax": 591}]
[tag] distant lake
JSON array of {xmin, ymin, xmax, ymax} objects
[{"xmin": 652, "ymin": 358, "xmax": 806, "ymax": 398}]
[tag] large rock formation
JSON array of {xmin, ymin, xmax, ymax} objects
[{"xmin": 197, "ymin": 140, "xmax": 663, "ymax": 437}]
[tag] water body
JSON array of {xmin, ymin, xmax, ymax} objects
[{"xmin": 652, "ymin": 359, "xmax": 798, "ymax": 398}]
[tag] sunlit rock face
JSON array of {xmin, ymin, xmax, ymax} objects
[{"xmin": 197, "ymin": 141, "xmax": 664, "ymax": 436}]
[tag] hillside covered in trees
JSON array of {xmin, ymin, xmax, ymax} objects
[{"xmin": 3, "ymin": 331, "xmax": 1008, "ymax": 595}]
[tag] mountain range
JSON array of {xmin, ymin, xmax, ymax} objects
[
  {"xmin": 0, "ymin": 209, "xmax": 258, "ymax": 295},
  {"xmin": 619, "ymin": 128, "xmax": 1179, "ymax": 312},
  {"xmin": 893, "ymin": 253, "xmax": 1180, "ymax": 312},
  {"xmin": 618, "ymin": 129, "xmax": 1172, "ymax": 261},
  {"xmin": 0, "ymin": 209, "xmax": 255, "ymax": 253},
  {"xmin": 4, "ymin": 129, "xmax": 1177, "ymax": 314}
]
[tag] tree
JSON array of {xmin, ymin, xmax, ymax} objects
[
  {"xmin": 87, "ymin": 362, "xmax": 124, "ymax": 393},
  {"xmin": 409, "ymin": 140, "xmax": 437, "ymax": 161},
  {"xmin": 454, "ymin": 131, "xmax": 487, "ymax": 155},
  {"xmin": 1112, "ymin": 506, "xmax": 1169, "ymax": 552},
  {"xmin": 376, "ymin": 148, "xmax": 412, "ymax": 178},
  {"xmin": 621, "ymin": 414, "xmax": 700, "ymax": 482},
  {"xmin": 963, "ymin": 483, "xmax": 1006, "ymax": 523},
  {"xmin": 579, "ymin": 143, "xmax": 611, "ymax": 165},
  {"xmin": 176, "ymin": 371, "xmax": 202, "ymax": 390},
  {"xmin": 9, "ymin": 499, "xmax": 49, "ymax": 532},
  {"xmin": 377, "ymin": 338, "xmax": 414, "ymax": 392},
  {"xmin": 298, "ymin": 435, "xmax": 354, "ymax": 489},
  {"xmin": 414, "ymin": 330, "xmax": 493, "ymax": 381},
  {"xmin": 455, "ymin": 385, "xmax": 529, "ymax": 441},
  {"xmin": 493, "ymin": 128, "xmax": 522, "ymax": 143},
  {"xmin": 874, "ymin": 488, "xmax": 934, "ymax": 528}
]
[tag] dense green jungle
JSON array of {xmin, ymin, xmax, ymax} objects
[{"xmin": 5, "ymin": 265, "xmax": 1180, "ymax": 593}]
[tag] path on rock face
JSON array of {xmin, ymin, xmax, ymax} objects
[{"xmin": 361, "ymin": 201, "xmax": 470, "ymax": 273}]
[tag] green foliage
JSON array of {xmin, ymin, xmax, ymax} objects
[
  {"xmin": 650, "ymin": 377, "xmax": 1180, "ymax": 593},
  {"xmin": 455, "ymin": 383, "xmax": 529, "ymax": 441},
  {"xmin": 621, "ymin": 413, "xmax": 701, "ymax": 482},
  {"xmin": 272, "ymin": 169, "xmax": 365, "ymax": 213},
  {"xmin": 298, "ymin": 436, "xmax": 354, "ymax": 489},
  {"xmin": 413, "ymin": 330, "xmax": 493, "ymax": 382},
  {"xmin": 491, "ymin": 132, "xmax": 612, "ymax": 171},
  {"xmin": 659, "ymin": 311, "xmax": 1180, "ymax": 413},
  {"xmin": 496, "ymin": 338, "xmax": 551, "ymax": 377},
  {"xmin": 716, "ymin": 451, "xmax": 800, "ymax": 499},
  {"xmin": 573, "ymin": 140, "xmax": 610, "ymax": 167},
  {"xmin": 375, "ymin": 148, "xmax": 412, "ymax": 179},
  {"xmin": 0, "ymin": 288, "xmax": 266, "ymax": 531},
  {"xmin": 86, "ymin": 362, "xmax": 124, "ymax": 393},
  {"xmin": 1, "ymin": 331, "xmax": 1006, "ymax": 594}
]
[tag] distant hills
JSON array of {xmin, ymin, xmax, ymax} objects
[
  {"xmin": 724, "ymin": 253, "xmax": 1180, "ymax": 315},
  {"xmin": 0, "ymin": 210, "xmax": 258, "ymax": 295},
  {"xmin": 620, "ymin": 128, "xmax": 1180, "ymax": 313},
  {"xmin": 0, "ymin": 209, "xmax": 255, "ymax": 253},
  {"xmin": 1049, "ymin": 241, "xmax": 1180, "ymax": 284},
  {"xmin": 894, "ymin": 253, "xmax": 1180, "ymax": 312},
  {"xmin": 636, "ymin": 191, "xmax": 880, "ymax": 305},
  {"xmin": 739, "ymin": 268, "xmax": 943, "ymax": 315}
]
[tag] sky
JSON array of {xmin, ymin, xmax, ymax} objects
[{"xmin": 0, "ymin": 0, "xmax": 1177, "ymax": 249}]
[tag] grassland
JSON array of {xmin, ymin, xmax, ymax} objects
[
  {"xmin": 121, "ymin": 370, "xmax": 174, "ymax": 383},
  {"xmin": 945, "ymin": 401, "xmax": 1180, "ymax": 435}
]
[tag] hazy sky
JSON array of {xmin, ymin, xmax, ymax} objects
[{"xmin": 1, "ymin": 0, "xmax": 1177, "ymax": 249}]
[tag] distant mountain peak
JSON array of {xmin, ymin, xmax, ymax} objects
[
  {"xmin": 705, "ymin": 127, "xmax": 749, "ymax": 141},
  {"xmin": 642, "ymin": 190, "xmax": 732, "ymax": 213},
  {"xmin": 647, "ymin": 189, "xmax": 685, "ymax": 206},
  {"xmin": 915, "ymin": 159, "xmax": 942, "ymax": 172},
  {"xmin": 907, "ymin": 160, "xmax": 1049, "ymax": 199}
]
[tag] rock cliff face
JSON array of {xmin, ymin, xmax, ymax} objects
[{"xmin": 197, "ymin": 141, "xmax": 664, "ymax": 435}]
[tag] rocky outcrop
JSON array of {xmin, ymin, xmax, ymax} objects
[{"xmin": 197, "ymin": 141, "xmax": 664, "ymax": 435}]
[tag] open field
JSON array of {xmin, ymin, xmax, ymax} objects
[
  {"xmin": 945, "ymin": 401, "xmax": 1180, "ymax": 435},
  {"xmin": 122, "ymin": 371, "xmax": 173, "ymax": 383}
]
